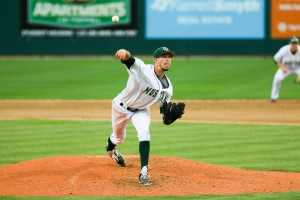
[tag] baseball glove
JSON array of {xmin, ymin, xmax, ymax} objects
[{"xmin": 160, "ymin": 102, "xmax": 185, "ymax": 125}]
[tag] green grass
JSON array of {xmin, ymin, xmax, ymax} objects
[
  {"xmin": 1, "ymin": 120, "xmax": 299, "ymax": 170},
  {"xmin": 0, "ymin": 120, "xmax": 300, "ymax": 199},
  {"xmin": 1, "ymin": 192, "xmax": 300, "ymax": 199},
  {"xmin": 0, "ymin": 57, "xmax": 299, "ymax": 99}
]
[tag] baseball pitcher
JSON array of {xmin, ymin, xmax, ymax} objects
[
  {"xmin": 105, "ymin": 47, "xmax": 185, "ymax": 185},
  {"xmin": 270, "ymin": 36, "xmax": 300, "ymax": 102}
]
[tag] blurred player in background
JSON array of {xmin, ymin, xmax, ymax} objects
[{"xmin": 270, "ymin": 36, "xmax": 300, "ymax": 102}]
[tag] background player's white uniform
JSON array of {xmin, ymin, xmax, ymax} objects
[
  {"xmin": 271, "ymin": 44, "xmax": 300, "ymax": 100},
  {"xmin": 110, "ymin": 57, "xmax": 172, "ymax": 146}
]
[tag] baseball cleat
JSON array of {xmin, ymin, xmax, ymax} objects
[
  {"xmin": 107, "ymin": 149, "xmax": 126, "ymax": 167},
  {"xmin": 139, "ymin": 166, "xmax": 152, "ymax": 185},
  {"xmin": 269, "ymin": 98, "xmax": 277, "ymax": 103}
]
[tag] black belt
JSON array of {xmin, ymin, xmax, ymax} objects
[{"xmin": 120, "ymin": 103, "xmax": 139, "ymax": 112}]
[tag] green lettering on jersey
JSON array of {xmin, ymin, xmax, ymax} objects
[
  {"xmin": 163, "ymin": 94, "xmax": 169, "ymax": 102},
  {"xmin": 152, "ymin": 89, "xmax": 158, "ymax": 97},
  {"xmin": 144, "ymin": 87, "xmax": 160, "ymax": 98},
  {"xmin": 143, "ymin": 87, "xmax": 151, "ymax": 94},
  {"xmin": 158, "ymin": 91, "xmax": 169, "ymax": 103},
  {"xmin": 159, "ymin": 92, "xmax": 165, "ymax": 102},
  {"xmin": 149, "ymin": 89, "xmax": 155, "ymax": 96}
]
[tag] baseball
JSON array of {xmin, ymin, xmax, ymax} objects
[{"xmin": 112, "ymin": 16, "xmax": 119, "ymax": 23}]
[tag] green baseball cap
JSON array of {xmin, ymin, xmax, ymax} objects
[
  {"xmin": 154, "ymin": 47, "xmax": 175, "ymax": 58},
  {"xmin": 290, "ymin": 36, "xmax": 299, "ymax": 43}
]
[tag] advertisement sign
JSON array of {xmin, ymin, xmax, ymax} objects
[
  {"xmin": 146, "ymin": 0, "xmax": 265, "ymax": 39},
  {"xmin": 271, "ymin": 0, "xmax": 300, "ymax": 38},
  {"xmin": 21, "ymin": 0, "xmax": 138, "ymax": 38}
]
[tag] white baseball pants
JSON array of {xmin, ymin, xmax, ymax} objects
[
  {"xmin": 110, "ymin": 101, "xmax": 151, "ymax": 146},
  {"xmin": 271, "ymin": 67, "xmax": 300, "ymax": 100}
]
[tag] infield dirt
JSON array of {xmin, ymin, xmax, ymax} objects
[
  {"xmin": 0, "ymin": 100, "xmax": 299, "ymax": 196},
  {"xmin": 0, "ymin": 155, "xmax": 300, "ymax": 197},
  {"xmin": 1, "ymin": 99, "xmax": 300, "ymax": 125}
]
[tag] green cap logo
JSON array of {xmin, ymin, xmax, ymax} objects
[
  {"xmin": 290, "ymin": 36, "xmax": 299, "ymax": 43},
  {"xmin": 154, "ymin": 47, "xmax": 175, "ymax": 58}
]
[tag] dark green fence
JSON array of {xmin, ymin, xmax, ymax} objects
[{"xmin": 0, "ymin": 0, "xmax": 290, "ymax": 56}]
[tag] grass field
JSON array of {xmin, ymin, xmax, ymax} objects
[
  {"xmin": 1, "ymin": 192, "xmax": 300, "ymax": 200},
  {"xmin": 1, "ymin": 120, "xmax": 299, "ymax": 171},
  {"xmin": 0, "ymin": 57, "xmax": 299, "ymax": 199},
  {"xmin": 0, "ymin": 57, "xmax": 300, "ymax": 99}
]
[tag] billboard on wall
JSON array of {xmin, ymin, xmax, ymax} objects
[
  {"xmin": 271, "ymin": 0, "xmax": 300, "ymax": 38},
  {"xmin": 145, "ymin": 0, "xmax": 265, "ymax": 39},
  {"xmin": 21, "ymin": 0, "xmax": 138, "ymax": 38}
]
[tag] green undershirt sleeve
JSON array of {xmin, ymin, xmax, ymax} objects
[{"xmin": 121, "ymin": 56, "xmax": 135, "ymax": 69}]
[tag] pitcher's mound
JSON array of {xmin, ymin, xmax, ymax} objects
[{"xmin": 0, "ymin": 155, "xmax": 299, "ymax": 197}]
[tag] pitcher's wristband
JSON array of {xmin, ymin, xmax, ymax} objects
[{"xmin": 121, "ymin": 56, "xmax": 135, "ymax": 69}]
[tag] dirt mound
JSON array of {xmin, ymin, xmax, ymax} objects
[{"xmin": 0, "ymin": 155, "xmax": 299, "ymax": 197}]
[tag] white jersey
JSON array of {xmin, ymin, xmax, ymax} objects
[
  {"xmin": 115, "ymin": 57, "xmax": 173, "ymax": 110},
  {"xmin": 274, "ymin": 44, "xmax": 300, "ymax": 69}
]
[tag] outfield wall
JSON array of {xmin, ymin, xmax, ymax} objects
[{"xmin": 0, "ymin": 0, "xmax": 298, "ymax": 56}]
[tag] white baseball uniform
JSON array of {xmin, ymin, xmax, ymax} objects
[
  {"xmin": 271, "ymin": 44, "xmax": 300, "ymax": 100},
  {"xmin": 110, "ymin": 57, "xmax": 173, "ymax": 145}
]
